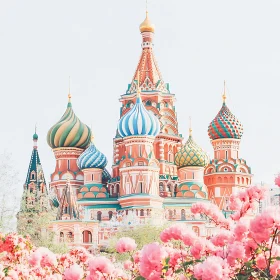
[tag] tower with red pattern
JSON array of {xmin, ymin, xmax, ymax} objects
[{"xmin": 204, "ymin": 87, "xmax": 253, "ymax": 212}]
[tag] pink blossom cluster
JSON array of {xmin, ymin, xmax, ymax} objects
[{"xmin": 0, "ymin": 185, "xmax": 280, "ymax": 279}]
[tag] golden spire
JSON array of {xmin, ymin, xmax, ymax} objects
[
  {"xmin": 222, "ymin": 80, "xmax": 226, "ymax": 104},
  {"xmin": 68, "ymin": 76, "xmax": 72, "ymax": 102},
  {"xmin": 136, "ymin": 70, "xmax": 141, "ymax": 97},
  {"xmin": 139, "ymin": 3, "xmax": 155, "ymax": 34},
  {"xmin": 189, "ymin": 116, "xmax": 192, "ymax": 136}
]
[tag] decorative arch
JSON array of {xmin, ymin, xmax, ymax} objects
[
  {"xmin": 82, "ymin": 230, "xmax": 92, "ymax": 243},
  {"xmin": 192, "ymin": 226, "xmax": 200, "ymax": 236}
]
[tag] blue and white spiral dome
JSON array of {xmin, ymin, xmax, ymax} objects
[
  {"xmin": 77, "ymin": 142, "xmax": 107, "ymax": 170},
  {"xmin": 118, "ymin": 95, "xmax": 160, "ymax": 137}
]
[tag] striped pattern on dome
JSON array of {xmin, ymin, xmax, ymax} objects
[
  {"xmin": 118, "ymin": 96, "xmax": 160, "ymax": 137},
  {"xmin": 175, "ymin": 136, "xmax": 209, "ymax": 168},
  {"xmin": 77, "ymin": 142, "xmax": 107, "ymax": 170},
  {"xmin": 47, "ymin": 102, "xmax": 91, "ymax": 149},
  {"xmin": 208, "ymin": 103, "xmax": 243, "ymax": 140}
]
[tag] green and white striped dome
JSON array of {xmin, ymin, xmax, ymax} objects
[{"xmin": 47, "ymin": 97, "xmax": 91, "ymax": 149}]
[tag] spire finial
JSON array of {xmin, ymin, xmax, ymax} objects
[
  {"xmin": 35, "ymin": 123, "xmax": 37, "ymax": 134},
  {"xmin": 68, "ymin": 76, "xmax": 72, "ymax": 102},
  {"xmin": 136, "ymin": 70, "xmax": 141, "ymax": 97},
  {"xmin": 222, "ymin": 80, "xmax": 226, "ymax": 104},
  {"xmin": 189, "ymin": 116, "xmax": 192, "ymax": 136},
  {"xmin": 90, "ymin": 123, "xmax": 94, "ymax": 142}
]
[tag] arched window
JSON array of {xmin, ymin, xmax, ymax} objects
[
  {"xmin": 168, "ymin": 210, "xmax": 173, "ymax": 220},
  {"xmin": 59, "ymin": 232, "xmax": 64, "ymax": 242},
  {"xmin": 192, "ymin": 226, "xmax": 200, "ymax": 236},
  {"xmin": 139, "ymin": 182, "xmax": 143, "ymax": 193},
  {"xmin": 225, "ymin": 150, "xmax": 228, "ymax": 159},
  {"xmin": 97, "ymin": 211, "xmax": 102, "ymax": 221},
  {"xmin": 67, "ymin": 232, "xmax": 73, "ymax": 242},
  {"xmin": 181, "ymin": 209, "xmax": 186, "ymax": 220},
  {"xmin": 159, "ymin": 183, "xmax": 164, "ymax": 192},
  {"xmin": 140, "ymin": 209, "xmax": 144, "ymax": 217},
  {"xmin": 83, "ymin": 230, "xmax": 92, "ymax": 243},
  {"xmin": 108, "ymin": 211, "xmax": 113, "ymax": 219},
  {"xmin": 146, "ymin": 100, "xmax": 152, "ymax": 106},
  {"xmin": 67, "ymin": 160, "xmax": 70, "ymax": 170}
]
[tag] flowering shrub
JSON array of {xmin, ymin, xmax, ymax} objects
[{"xmin": 0, "ymin": 184, "xmax": 280, "ymax": 279}]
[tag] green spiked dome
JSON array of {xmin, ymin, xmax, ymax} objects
[
  {"xmin": 175, "ymin": 129, "xmax": 209, "ymax": 168},
  {"xmin": 47, "ymin": 95, "xmax": 91, "ymax": 149}
]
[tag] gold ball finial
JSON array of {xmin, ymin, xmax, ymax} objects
[{"xmin": 139, "ymin": 11, "xmax": 155, "ymax": 33}]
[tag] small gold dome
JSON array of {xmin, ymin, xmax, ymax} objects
[{"xmin": 139, "ymin": 11, "xmax": 155, "ymax": 33}]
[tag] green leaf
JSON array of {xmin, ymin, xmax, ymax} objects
[{"xmin": 135, "ymin": 276, "xmax": 146, "ymax": 280}]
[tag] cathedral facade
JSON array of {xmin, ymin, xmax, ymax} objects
[{"xmin": 23, "ymin": 12, "xmax": 253, "ymax": 248}]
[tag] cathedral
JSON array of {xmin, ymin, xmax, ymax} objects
[{"xmin": 22, "ymin": 12, "xmax": 253, "ymax": 248}]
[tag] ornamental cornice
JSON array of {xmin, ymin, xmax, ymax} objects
[
  {"xmin": 155, "ymin": 134, "xmax": 182, "ymax": 142},
  {"xmin": 53, "ymin": 147, "xmax": 84, "ymax": 157},
  {"xmin": 211, "ymin": 139, "xmax": 241, "ymax": 146}
]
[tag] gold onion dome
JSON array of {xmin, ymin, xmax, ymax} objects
[
  {"xmin": 47, "ymin": 95, "xmax": 91, "ymax": 149},
  {"xmin": 139, "ymin": 11, "xmax": 155, "ymax": 33},
  {"xmin": 175, "ymin": 129, "xmax": 209, "ymax": 168}
]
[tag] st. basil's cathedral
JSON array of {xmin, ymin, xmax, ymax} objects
[{"xmin": 21, "ymin": 12, "xmax": 253, "ymax": 248}]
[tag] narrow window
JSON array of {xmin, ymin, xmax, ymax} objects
[
  {"xmin": 225, "ymin": 151, "xmax": 228, "ymax": 159},
  {"xmin": 67, "ymin": 160, "xmax": 70, "ymax": 170},
  {"xmin": 139, "ymin": 182, "xmax": 143, "ymax": 193}
]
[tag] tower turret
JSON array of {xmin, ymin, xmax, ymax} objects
[
  {"xmin": 204, "ymin": 83, "xmax": 253, "ymax": 211},
  {"xmin": 47, "ymin": 93, "xmax": 91, "ymax": 203},
  {"xmin": 24, "ymin": 130, "xmax": 46, "ymax": 193},
  {"xmin": 116, "ymin": 75, "xmax": 163, "ymax": 220},
  {"xmin": 111, "ymin": 11, "xmax": 182, "ymax": 200}
]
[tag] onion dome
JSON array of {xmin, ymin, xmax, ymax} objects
[
  {"xmin": 118, "ymin": 89, "xmax": 160, "ymax": 138},
  {"xmin": 175, "ymin": 128, "xmax": 209, "ymax": 168},
  {"xmin": 140, "ymin": 11, "xmax": 155, "ymax": 33},
  {"xmin": 77, "ymin": 140, "xmax": 107, "ymax": 170},
  {"xmin": 208, "ymin": 88, "xmax": 243, "ymax": 140},
  {"xmin": 47, "ymin": 94, "xmax": 91, "ymax": 149},
  {"xmin": 33, "ymin": 132, "xmax": 38, "ymax": 140}
]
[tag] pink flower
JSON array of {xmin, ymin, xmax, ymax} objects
[
  {"xmin": 191, "ymin": 238, "xmax": 214, "ymax": 260},
  {"xmin": 194, "ymin": 256, "xmax": 230, "ymax": 280},
  {"xmin": 226, "ymin": 241, "xmax": 245, "ymax": 266},
  {"xmin": 139, "ymin": 243, "xmax": 168, "ymax": 280},
  {"xmin": 160, "ymin": 224, "xmax": 186, "ymax": 242},
  {"xmin": 228, "ymin": 194, "xmax": 242, "ymax": 211},
  {"xmin": 191, "ymin": 203, "xmax": 207, "ymax": 214},
  {"xmin": 88, "ymin": 256, "xmax": 114, "ymax": 275},
  {"xmin": 211, "ymin": 231, "xmax": 232, "ymax": 247},
  {"xmin": 123, "ymin": 260, "xmax": 133, "ymax": 270},
  {"xmin": 64, "ymin": 264, "xmax": 84, "ymax": 280},
  {"xmin": 256, "ymin": 255, "xmax": 267, "ymax": 270},
  {"xmin": 270, "ymin": 260, "xmax": 280, "ymax": 276},
  {"xmin": 234, "ymin": 219, "xmax": 249, "ymax": 241},
  {"xmin": 274, "ymin": 174, "xmax": 280, "ymax": 187},
  {"xmin": 116, "ymin": 237, "xmax": 137, "ymax": 253}
]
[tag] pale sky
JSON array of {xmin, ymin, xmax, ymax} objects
[{"xmin": 0, "ymin": 0, "xmax": 279, "ymax": 195}]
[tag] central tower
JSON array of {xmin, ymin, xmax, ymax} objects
[{"xmin": 110, "ymin": 12, "xmax": 183, "ymax": 198}]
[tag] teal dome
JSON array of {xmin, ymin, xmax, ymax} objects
[{"xmin": 77, "ymin": 142, "xmax": 107, "ymax": 170}]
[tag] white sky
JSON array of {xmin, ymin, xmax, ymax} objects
[{"xmin": 0, "ymin": 0, "xmax": 279, "ymax": 196}]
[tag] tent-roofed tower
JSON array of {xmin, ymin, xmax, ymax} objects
[
  {"xmin": 56, "ymin": 174, "xmax": 80, "ymax": 220},
  {"xmin": 111, "ymin": 11, "xmax": 183, "ymax": 198},
  {"xmin": 24, "ymin": 130, "xmax": 46, "ymax": 193}
]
